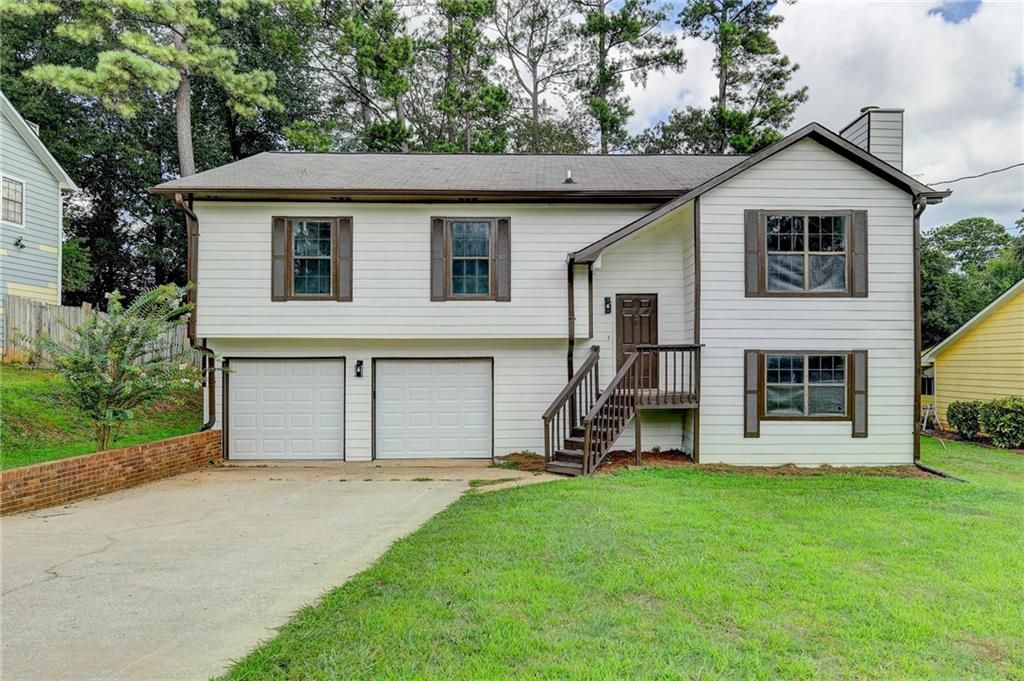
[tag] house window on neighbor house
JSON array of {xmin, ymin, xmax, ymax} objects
[
  {"xmin": 291, "ymin": 219, "xmax": 334, "ymax": 296},
  {"xmin": 2, "ymin": 177, "xmax": 24, "ymax": 225},
  {"xmin": 764, "ymin": 353, "xmax": 847, "ymax": 418},
  {"xmin": 766, "ymin": 214, "xmax": 847, "ymax": 293},
  {"xmin": 449, "ymin": 220, "xmax": 492, "ymax": 297}
]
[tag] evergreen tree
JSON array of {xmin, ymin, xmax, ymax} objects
[
  {"xmin": 21, "ymin": 0, "xmax": 314, "ymax": 177},
  {"xmin": 493, "ymin": 0, "xmax": 580, "ymax": 152},
  {"xmin": 631, "ymin": 0, "xmax": 807, "ymax": 154},
  {"xmin": 572, "ymin": 0, "xmax": 684, "ymax": 154}
]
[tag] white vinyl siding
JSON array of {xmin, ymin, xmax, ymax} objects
[
  {"xmin": 841, "ymin": 114, "xmax": 869, "ymax": 150},
  {"xmin": 195, "ymin": 202, "xmax": 655, "ymax": 339},
  {"xmin": 375, "ymin": 359, "xmax": 492, "ymax": 458},
  {"xmin": 698, "ymin": 138, "xmax": 914, "ymax": 465},
  {"xmin": 868, "ymin": 111, "xmax": 903, "ymax": 170}
]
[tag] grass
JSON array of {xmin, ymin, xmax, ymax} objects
[
  {"xmin": 222, "ymin": 437, "xmax": 1023, "ymax": 680},
  {"xmin": 0, "ymin": 364, "xmax": 202, "ymax": 470}
]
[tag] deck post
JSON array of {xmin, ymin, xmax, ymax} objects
[{"xmin": 634, "ymin": 410, "xmax": 642, "ymax": 465}]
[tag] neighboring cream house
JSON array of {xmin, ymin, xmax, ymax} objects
[
  {"xmin": 0, "ymin": 91, "xmax": 79, "ymax": 333},
  {"xmin": 152, "ymin": 106, "xmax": 949, "ymax": 474},
  {"xmin": 921, "ymin": 278, "xmax": 1024, "ymax": 428}
]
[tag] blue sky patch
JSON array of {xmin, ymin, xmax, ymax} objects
[{"xmin": 928, "ymin": 0, "xmax": 981, "ymax": 24}]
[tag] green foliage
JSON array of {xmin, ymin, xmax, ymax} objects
[
  {"xmin": 61, "ymin": 237, "xmax": 95, "ymax": 294},
  {"xmin": 978, "ymin": 397, "xmax": 1024, "ymax": 449},
  {"xmin": 573, "ymin": 0, "xmax": 685, "ymax": 153},
  {"xmin": 947, "ymin": 400, "xmax": 981, "ymax": 441},
  {"xmin": 0, "ymin": 364, "xmax": 201, "ymax": 470},
  {"xmin": 631, "ymin": 0, "xmax": 807, "ymax": 154},
  {"xmin": 921, "ymin": 217, "xmax": 1023, "ymax": 347},
  {"xmin": 39, "ymin": 285, "xmax": 208, "ymax": 451}
]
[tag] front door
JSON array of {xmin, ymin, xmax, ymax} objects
[{"xmin": 616, "ymin": 293, "xmax": 658, "ymax": 388}]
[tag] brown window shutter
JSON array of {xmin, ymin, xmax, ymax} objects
[
  {"xmin": 851, "ymin": 350, "xmax": 868, "ymax": 437},
  {"xmin": 430, "ymin": 217, "xmax": 446, "ymax": 301},
  {"xmin": 271, "ymin": 217, "xmax": 288, "ymax": 301},
  {"xmin": 744, "ymin": 209, "xmax": 762, "ymax": 297},
  {"xmin": 494, "ymin": 217, "xmax": 511, "ymax": 301},
  {"xmin": 336, "ymin": 217, "xmax": 353, "ymax": 301},
  {"xmin": 850, "ymin": 210, "xmax": 868, "ymax": 297},
  {"xmin": 743, "ymin": 349, "xmax": 761, "ymax": 438}
]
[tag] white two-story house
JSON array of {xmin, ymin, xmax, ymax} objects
[{"xmin": 152, "ymin": 107, "xmax": 948, "ymax": 474}]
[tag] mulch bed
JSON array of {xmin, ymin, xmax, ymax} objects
[{"xmin": 496, "ymin": 450, "xmax": 935, "ymax": 478}]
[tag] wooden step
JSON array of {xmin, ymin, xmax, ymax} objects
[
  {"xmin": 545, "ymin": 460, "xmax": 583, "ymax": 476},
  {"xmin": 553, "ymin": 448, "xmax": 583, "ymax": 463},
  {"xmin": 563, "ymin": 436, "xmax": 585, "ymax": 449}
]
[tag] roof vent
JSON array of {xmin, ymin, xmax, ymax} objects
[{"xmin": 563, "ymin": 169, "xmax": 576, "ymax": 184}]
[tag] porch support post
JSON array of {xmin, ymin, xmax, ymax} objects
[{"xmin": 634, "ymin": 411, "xmax": 642, "ymax": 465}]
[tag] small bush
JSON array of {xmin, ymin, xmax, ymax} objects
[
  {"xmin": 947, "ymin": 400, "xmax": 981, "ymax": 440},
  {"xmin": 979, "ymin": 397, "xmax": 1024, "ymax": 449}
]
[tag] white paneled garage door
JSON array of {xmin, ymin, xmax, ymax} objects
[
  {"xmin": 375, "ymin": 359, "xmax": 492, "ymax": 459},
  {"xmin": 228, "ymin": 359, "xmax": 344, "ymax": 460}
]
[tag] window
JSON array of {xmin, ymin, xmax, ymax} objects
[
  {"xmin": 429, "ymin": 216, "xmax": 511, "ymax": 302},
  {"xmin": 270, "ymin": 216, "xmax": 353, "ymax": 302},
  {"xmin": 2, "ymin": 177, "xmax": 24, "ymax": 225},
  {"xmin": 292, "ymin": 220, "xmax": 333, "ymax": 296},
  {"xmin": 921, "ymin": 366, "xmax": 935, "ymax": 396},
  {"xmin": 766, "ymin": 214, "xmax": 847, "ymax": 293},
  {"xmin": 764, "ymin": 353, "xmax": 847, "ymax": 418},
  {"xmin": 450, "ymin": 220, "xmax": 491, "ymax": 297}
]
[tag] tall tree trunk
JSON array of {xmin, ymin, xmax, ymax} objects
[
  {"xmin": 396, "ymin": 93, "xmax": 409, "ymax": 152},
  {"xmin": 171, "ymin": 27, "xmax": 196, "ymax": 177},
  {"xmin": 598, "ymin": 28, "xmax": 608, "ymax": 154},
  {"xmin": 716, "ymin": 4, "xmax": 729, "ymax": 154},
  {"xmin": 530, "ymin": 65, "xmax": 540, "ymax": 152}
]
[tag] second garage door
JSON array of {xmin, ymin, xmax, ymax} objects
[{"xmin": 375, "ymin": 359, "xmax": 492, "ymax": 459}]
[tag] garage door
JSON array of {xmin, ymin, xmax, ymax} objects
[
  {"xmin": 228, "ymin": 359, "xmax": 344, "ymax": 460},
  {"xmin": 375, "ymin": 359, "xmax": 492, "ymax": 459}
]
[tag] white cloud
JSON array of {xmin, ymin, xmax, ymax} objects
[{"xmin": 621, "ymin": 0, "xmax": 1024, "ymax": 231}]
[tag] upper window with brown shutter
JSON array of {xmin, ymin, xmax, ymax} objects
[
  {"xmin": 271, "ymin": 216, "xmax": 353, "ymax": 302},
  {"xmin": 430, "ymin": 216, "xmax": 511, "ymax": 302},
  {"xmin": 744, "ymin": 210, "xmax": 867, "ymax": 298}
]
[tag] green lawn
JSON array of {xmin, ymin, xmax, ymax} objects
[
  {"xmin": 223, "ymin": 438, "xmax": 1023, "ymax": 680},
  {"xmin": 0, "ymin": 364, "xmax": 202, "ymax": 470}
]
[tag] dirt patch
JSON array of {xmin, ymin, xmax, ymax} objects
[
  {"xmin": 598, "ymin": 450, "xmax": 694, "ymax": 472},
  {"xmin": 596, "ymin": 450, "xmax": 931, "ymax": 478},
  {"xmin": 493, "ymin": 452, "xmax": 546, "ymax": 473}
]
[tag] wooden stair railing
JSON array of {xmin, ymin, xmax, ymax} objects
[
  {"xmin": 580, "ymin": 352, "xmax": 641, "ymax": 474},
  {"xmin": 542, "ymin": 346, "xmax": 600, "ymax": 464}
]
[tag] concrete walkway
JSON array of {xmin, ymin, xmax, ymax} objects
[{"xmin": 1, "ymin": 461, "xmax": 553, "ymax": 681}]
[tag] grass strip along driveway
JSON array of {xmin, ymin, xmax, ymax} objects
[
  {"xmin": 0, "ymin": 365, "xmax": 201, "ymax": 469},
  {"xmin": 223, "ymin": 438, "xmax": 1023, "ymax": 680}
]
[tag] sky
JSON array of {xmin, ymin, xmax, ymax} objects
[{"xmin": 619, "ymin": 0, "xmax": 1024, "ymax": 232}]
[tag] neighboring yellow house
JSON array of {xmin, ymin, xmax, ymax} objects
[{"xmin": 921, "ymin": 278, "xmax": 1024, "ymax": 428}]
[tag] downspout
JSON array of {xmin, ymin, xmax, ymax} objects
[
  {"xmin": 174, "ymin": 192, "xmax": 216, "ymax": 431},
  {"xmin": 566, "ymin": 255, "xmax": 576, "ymax": 381}
]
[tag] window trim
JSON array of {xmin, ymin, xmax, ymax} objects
[
  {"xmin": 1, "ymin": 174, "xmax": 26, "ymax": 228},
  {"xmin": 443, "ymin": 217, "xmax": 498, "ymax": 301},
  {"xmin": 758, "ymin": 350, "xmax": 854, "ymax": 422},
  {"xmin": 281, "ymin": 216, "xmax": 339, "ymax": 301},
  {"xmin": 759, "ymin": 210, "xmax": 854, "ymax": 298}
]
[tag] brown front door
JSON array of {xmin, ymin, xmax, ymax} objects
[{"xmin": 616, "ymin": 293, "xmax": 658, "ymax": 388}]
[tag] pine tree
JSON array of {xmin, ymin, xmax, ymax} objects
[
  {"xmin": 21, "ymin": 0, "xmax": 314, "ymax": 176},
  {"xmin": 632, "ymin": 0, "xmax": 807, "ymax": 154},
  {"xmin": 572, "ymin": 0, "xmax": 684, "ymax": 154}
]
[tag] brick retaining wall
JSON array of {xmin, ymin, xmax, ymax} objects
[{"xmin": 1, "ymin": 430, "xmax": 222, "ymax": 515}]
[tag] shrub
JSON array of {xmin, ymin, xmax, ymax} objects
[
  {"xmin": 979, "ymin": 397, "xmax": 1024, "ymax": 449},
  {"xmin": 40, "ymin": 285, "xmax": 209, "ymax": 451},
  {"xmin": 947, "ymin": 400, "xmax": 981, "ymax": 440}
]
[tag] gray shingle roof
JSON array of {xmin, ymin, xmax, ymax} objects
[{"xmin": 151, "ymin": 151, "xmax": 747, "ymax": 196}]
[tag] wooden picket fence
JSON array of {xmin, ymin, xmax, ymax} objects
[{"xmin": 2, "ymin": 294, "xmax": 194, "ymax": 365}]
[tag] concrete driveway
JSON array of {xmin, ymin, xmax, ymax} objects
[{"xmin": 1, "ymin": 460, "xmax": 544, "ymax": 681}]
